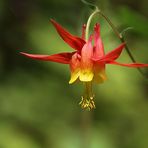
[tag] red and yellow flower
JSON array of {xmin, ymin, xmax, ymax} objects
[{"xmin": 20, "ymin": 19, "xmax": 148, "ymax": 110}]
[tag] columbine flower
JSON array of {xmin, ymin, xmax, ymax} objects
[{"xmin": 20, "ymin": 19, "xmax": 148, "ymax": 110}]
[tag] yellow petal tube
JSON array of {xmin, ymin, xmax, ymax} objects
[
  {"xmin": 69, "ymin": 70, "xmax": 80, "ymax": 84},
  {"xmin": 79, "ymin": 69, "xmax": 94, "ymax": 82},
  {"xmin": 79, "ymin": 36, "xmax": 94, "ymax": 82}
]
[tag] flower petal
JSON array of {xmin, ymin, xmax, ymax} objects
[
  {"xmin": 81, "ymin": 35, "xmax": 93, "ymax": 68},
  {"xmin": 69, "ymin": 53, "xmax": 81, "ymax": 84},
  {"xmin": 69, "ymin": 70, "xmax": 80, "ymax": 84},
  {"xmin": 20, "ymin": 52, "xmax": 74, "ymax": 64},
  {"xmin": 93, "ymin": 64, "xmax": 107, "ymax": 83},
  {"xmin": 93, "ymin": 23, "xmax": 105, "ymax": 58},
  {"xmin": 108, "ymin": 61, "xmax": 148, "ymax": 67},
  {"xmin": 79, "ymin": 35, "xmax": 94, "ymax": 82},
  {"xmin": 50, "ymin": 19, "xmax": 85, "ymax": 51},
  {"xmin": 79, "ymin": 70, "xmax": 94, "ymax": 82}
]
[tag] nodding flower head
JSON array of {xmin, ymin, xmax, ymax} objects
[{"xmin": 20, "ymin": 19, "xmax": 148, "ymax": 110}]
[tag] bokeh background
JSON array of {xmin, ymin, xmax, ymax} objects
[{"xmin": 0, "ymin": 0, "xmax": 148, "ymax": 148}]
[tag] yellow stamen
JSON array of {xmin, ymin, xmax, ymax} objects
[{"xmin": 79, "ymin": 82, "xmax": 96, "ymax": 110}]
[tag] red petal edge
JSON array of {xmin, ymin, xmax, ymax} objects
[
  {"xmin": 50, "ymin": 19, "xmax": 85, "ymax": 51},
  {"xmin": 108, "ymin": 61, "xmax": 148, "ymax": 67},
  {"xmin": 20, "ymin": 52, "xmax": 74, "ymax": 64}
]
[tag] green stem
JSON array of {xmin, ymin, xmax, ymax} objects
[{"xmin": 85, "ymin": 8, "xmax": 100, "ymax": 40}]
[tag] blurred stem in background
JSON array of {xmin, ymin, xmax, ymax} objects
[{"xmin": 81, "ymin": 111, "xmax": 93, "ymax": 148}]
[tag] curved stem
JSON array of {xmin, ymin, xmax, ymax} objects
[
  {"xmin": 85, "ymin": 8, "xmax": 100, "ymax": 40},
  {"xmin": 98, "ymin": 11, "xmax": 148, "ymax": 79}
]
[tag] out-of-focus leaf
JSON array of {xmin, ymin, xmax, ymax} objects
[
  {"xmin": 118, "ymin": 6, "xmax": 148, "ymax": 36},
  {"xmin": 81, "ymin": 0, "xmax": 97, "ymax": 10}
]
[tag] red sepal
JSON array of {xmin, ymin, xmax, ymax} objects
[
  {"xmin": 92, "ymin": 43, "xmax": 125, "ymax": 62},
  {"xmin": 108, "ymin": 61, "xmax": 148, "ymax": 67},
  {"xmin": 105, "ymin": 43, "xmax": 125, "ymax": 61},
  {"xmin": 50, "ymin": 19, "xmax": 85, "ymax": 51},
  {"xmin": 20, "ymin": 52, "xmax": 74, "ymax": 64}
]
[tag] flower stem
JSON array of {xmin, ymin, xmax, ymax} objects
[{"xmin": 85, "ymin": 8, "xmax": 100, "ymax": 41}]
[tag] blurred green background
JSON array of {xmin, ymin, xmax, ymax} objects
[{"xmin": 0, "ymin": 0, "xmax": 148, "ymax": 148}]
